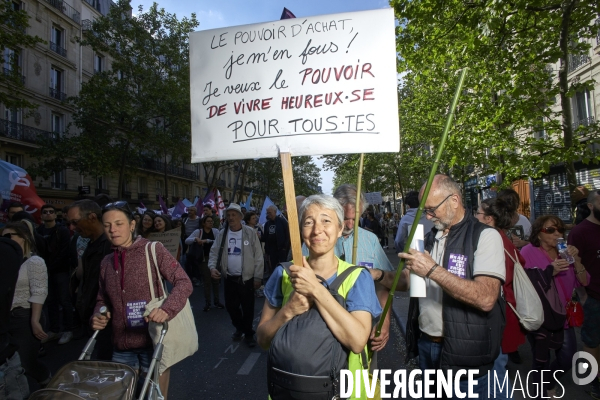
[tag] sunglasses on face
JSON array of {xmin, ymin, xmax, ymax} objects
[
  {"xmin": 540, "ymin": 226, "xmax": 565, "ymax": 234},
  {"xmin": 2, "ymin": 232, "xmax": 19, "ymax": 239},
  {"xmin": 42, "ymin": 210, "xmax": 55, "ymax": 215}
]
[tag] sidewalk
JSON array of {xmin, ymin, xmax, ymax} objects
[{"xmin": 382, "ymin": 243, "xmax": 592, "ymax": 400}]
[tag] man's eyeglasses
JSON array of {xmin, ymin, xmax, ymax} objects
[
  {"xmin": 423, "ymin": 194, "xmax": 454, "ymax": 218},
  {"xmin": 541, "ymin": 226, "xmax": 565, "ymax": 234},
  {"xmin": 42, "ymin": 210, "xmax": 55, "ymax": 215},
  {"xmin": 2, "ymin": 232, "xmax": 18, "ymax": 239}
]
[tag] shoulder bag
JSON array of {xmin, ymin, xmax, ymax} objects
[{"xmin": 144, "ymin": 242, "xmax": 198, "ymax": 375}]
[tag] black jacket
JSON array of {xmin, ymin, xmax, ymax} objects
[
  {"xmin": 405, "ymin": 215, "xmax": 505, "ymax": 375},
  {"xmin": 77, "ymin": 233, "xmax": 112, "ymax": 322},
  {"xmin": 0, "ymin": 238, "xmax": 22, "ymax": 360},
  {"xmin": 36, "ymin": 224, "xmax": 73, "ymax": 274}
]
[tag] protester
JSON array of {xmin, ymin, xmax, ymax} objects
[
  {"xmin": 568, "ymin": 189, "xmax": 600, "ymax": 398},
  {"xmin": 37, "ymin": 204, "xmax": 74, "ymax": 345},
  {"xmin": 91, "ymin": 201, "xmax": 193, "ymax": 399},
  {"xmin": 521, "ymin": 215, "xmax": 589, "ymax": 398},
  {"xmin": 7, "ymin": 201, "xmax": 24, "ymax": 220},
  {"xmin": 185, "ymin": 215, "xmax": 223, "ymax": 311},
  {"xmin": 209, "ymin": 204, "xmax": 263, "ymax": 347},
  {"xmin": 395, "ymin": 191, "xmax": 434, "ymax": 252},
  {"xmin": 326, "ymin": 184, "xmax": 395, "ymax": 354},
  {"xmin": 263, "ymin": 205, "xmax": 290, "ymax": 281},
  {"xmin": 365, "ymin": 210, "xmax": 384, "ymax": 247},
  {"xmin": 12, "ymin": 210, "xmax": 48, "ymax": 261},
  {"xmin": 476, "ymin": 198, "xmax": 527, "ymax": 398},
  {"xmin": 257, "ymin": 194, "xmax": 381, "ymax": 398},
  {"xmin": 3, "ymin": 222, "xmax": 51, "ymax": 390},
  {"xmin": 497, "ymin": 189, "xmax": 531, "ymax": 246},
  {"xmin": 244, "ymin": 211, "xmax": 263, "ymax": 239},
  {"xmin": 399, "ymin": 175, "xmax": 506, "ymax": 399},
  {"xmin": 203, "ymin": 204, "xmax": 221, "ymax": 229},
  {"xmin": 154, "ymin": 214, "xmax": 173, "ymax": 233},
  {"xmin": 0, "ymin": 229, "xmax": 28, "ymax": 399},
  {"xmin": 67, "ymin": 199, "xmax": 113, "ymax": 360},
  {"xmin": 571, "ymin": 186, "xmax": 591, "ymax": 225},
  {"xmin": 137, "ymin": 211, "xmax": 156, "ymax": 239}
]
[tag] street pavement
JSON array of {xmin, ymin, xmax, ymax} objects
[{"xmin": 35, "ymin": 236, "xmax": 595, "ymax": 399}]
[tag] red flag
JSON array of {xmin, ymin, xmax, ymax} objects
[{"xmin": 0, "ymin": 160, "xmax": 45, "ymax": 224}]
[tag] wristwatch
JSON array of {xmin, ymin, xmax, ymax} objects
[{"xmin": 375, "ymin": 269, "xmax": 385, "ymax": 282}]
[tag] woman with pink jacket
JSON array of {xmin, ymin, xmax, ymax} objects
[{"xmin": 91, "ymin": 201, "xmax": 192, "ymax": 399}]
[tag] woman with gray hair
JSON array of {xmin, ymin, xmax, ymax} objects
[{"xmin": 257, "ymin": 194, "xmax": 381, "ymax": 399}]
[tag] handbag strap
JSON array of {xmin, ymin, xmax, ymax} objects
[
  {"xmin": 145, "ymin": 242, "xmax": 158, "ymax": 301},
  {"xmin": 150, "ymin": 241, "xmax": 169, "ymax": 298}
]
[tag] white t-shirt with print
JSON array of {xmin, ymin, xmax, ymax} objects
[{"xmin": 226, "ymin": 229, "xmax": 243, "ymax": 276}]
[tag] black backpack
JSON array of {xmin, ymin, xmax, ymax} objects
[{"xmin": 267, "ymin": 263, "xmax": 363, "ymax": 400}]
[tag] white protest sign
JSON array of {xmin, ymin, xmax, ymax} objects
[
  {"xmin": 189, "ymin": 8, "xmax": 399, "ymax": 162},
  {"xmin": 147, "ymin": 228, "xmax": 181, "ymax": 260},
  {"xmin": 364, "ymin": 191, "xmax": 383, "ymax": 205}
]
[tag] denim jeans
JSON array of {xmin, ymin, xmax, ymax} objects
[
  {"xmin": 112, "ymin": 347, "xmax": 153, "ymax": 374},
  {"xmin": 490, "ymin": 351, "xmax": 512, "ymax": 399},
  {"xmin": 0, "ymin": 352, "xmax": 29, "ymax": 400}
]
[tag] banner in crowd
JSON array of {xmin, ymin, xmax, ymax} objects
[
  {"xmin": 0, "ymin": 160, "xmax": 45, "ymax": 223},
  {"xmin": 147, "ymin": 228, "xmax": 181, "ymax": 259},
  {"xmin": 189, "ymin": 8, "xmax": 399, "ymax": 162}
]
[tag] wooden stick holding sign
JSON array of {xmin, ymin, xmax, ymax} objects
[
  {"xmin": 351, "ymin": 154, "xmax": 365, "ymax": 265},
  {"xmin": 281, "ymin": 153, "xmax": 303, "ymax": 263}
]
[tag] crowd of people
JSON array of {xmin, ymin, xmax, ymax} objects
[{"xmin": 0, "ymin": 175, "xmax": 599, "ymax": 399}]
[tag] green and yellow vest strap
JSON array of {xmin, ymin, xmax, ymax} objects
[{"xmin": 280, "ymin": 258, "xmax": 373, "ymax": 400}]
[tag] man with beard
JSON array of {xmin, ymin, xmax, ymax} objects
[
  {"xmin": 568, "ymin": 189, "xmax": 600, "ymax": 399},
  {"xmin": 328, "ymin": 184, "xmax": 395, "ymax": 353},
  {"xmin": 390, "ymin": 175, "xmax": 505, "ymax": 398}
]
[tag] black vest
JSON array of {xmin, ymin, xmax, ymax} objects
[{"xmin": 405, "ymin": 215, "xmax": 505, "ymax": 375}]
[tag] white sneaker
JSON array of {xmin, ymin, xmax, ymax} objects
[
  {"xmin": 41, "ymin": 331, "xmax": 59, "ymax": 344},
  {"xmin": 58, "ymin": 331, "xmax": 73, "ymax": 345}
]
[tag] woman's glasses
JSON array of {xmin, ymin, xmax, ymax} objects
[
  {"xmin": 540, "ymin": 226, "xmax": 565, "ymax": 234},
  {"xmin": 102, "ymin": 201, "xmax": 133, "ymax": 216},
  {"xmin": 2, "ymin": 232, "xmax": 19, "ymax": 239}
]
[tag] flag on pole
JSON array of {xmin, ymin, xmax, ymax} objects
[
  {"xmin": 158, "ymin": 195, "xmax": 169, "ymax": 214},
  {"xmin": 202, "ymin": 190, "xmax": 215, "ymax": 210},
  {"xmin": 244, "ymin": 191, "xmax": 253, "ymax": 210},
  {"xmin": 171, "ymin": 200, "xmax": 186, "ymax": 219},
  {"xmin": 258, "ymin": 196, "xmax": 281, "ymax": 226},
  {"xmin": 215, "ymin": 190, "xmax": 226, "ymax": 221},
  {"xmin": 280, "ymin": 7, "xmax": 296, "ymax": 19},
  {"xmin": 137, "ymin": 201, "xmax": 147, "ymax": 214},
  {"xmin": 182, "ymin": 198, "xmax": 193, "ymax": 207},
  {"xmin": 0, "ymin": 160, "xmax": 45, "ymax": 223}
]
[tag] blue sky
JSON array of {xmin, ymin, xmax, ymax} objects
[{"xmin": 134, "ymin": 0, "xmax": 391, "ymax": 194}]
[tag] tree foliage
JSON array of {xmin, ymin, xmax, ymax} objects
[
  {"xmin": 0, "ymin": 1, "xmax": 44, "ymax": 111},
  {"xmin": 247, "ymin": 157, "xmax": 322, "ymax": 206},
  {"xmin": 327, "ymin": 0, "xmax": 599, "ymax": 206},
  {"xmin": 30, "ymin": 1, "xmax": 198, "ymax": 198}
]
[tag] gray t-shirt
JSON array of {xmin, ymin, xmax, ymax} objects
[
  {"xmin": 418, "ymin": 228, "xmax": 505, "ymax": 337},
  {"xmin": 184, "ymin": 217, "xmax": 199, "ymax": 237}
]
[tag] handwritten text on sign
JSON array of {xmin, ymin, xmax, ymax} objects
[{"xmin": 189, "ymin": 8, "xmax": 399, "ymax": 162}]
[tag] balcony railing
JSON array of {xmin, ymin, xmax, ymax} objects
[
  {"xmin": 95, "ymin": 188, "xmax": 110, "ymax": 195},
  {"xmin": 0, "ymin": 119, "xmax": 55, "ymax": 144},
  {"xmin": 49, "ymin": 41, "xmax": 67, "ymax": 57},
  {"xmin": 49, "ymin": 87, "xmax": 67, "ymax": 101},
  {"xmin": 568, "ymin": 53, "xmax": 590, "ymax": 73},
  {"xmin": 573, "ymin": 116, "xmax": 595, "ymax": 131},
  {"xmin": 141, "ymin": 159, "xmax": 198, "ymax": 180},
  {"xmin": 44, "ymin": 0, "xmax": 80, "ymax": 24},
  {"xmin": 83, "ymin": 0, "xmax": 101, "ymax": 12},
  {"xmin": 51, "ymin": 182, "xmax": 68, "ymax": 190},
  {"xmin": 138, "ymin": 193, "xmax": 149, "ymax": 200},
  {"xmin": 81, "ymin": 19, "xmax": 93, "ymax": 32},
  {"xmin": 123, "ymin": 191, "xmax": 132, "ymax": 199},
  {"xmin": 2, "ymin": 68, "xmax": 25, "ymax": 84}
]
